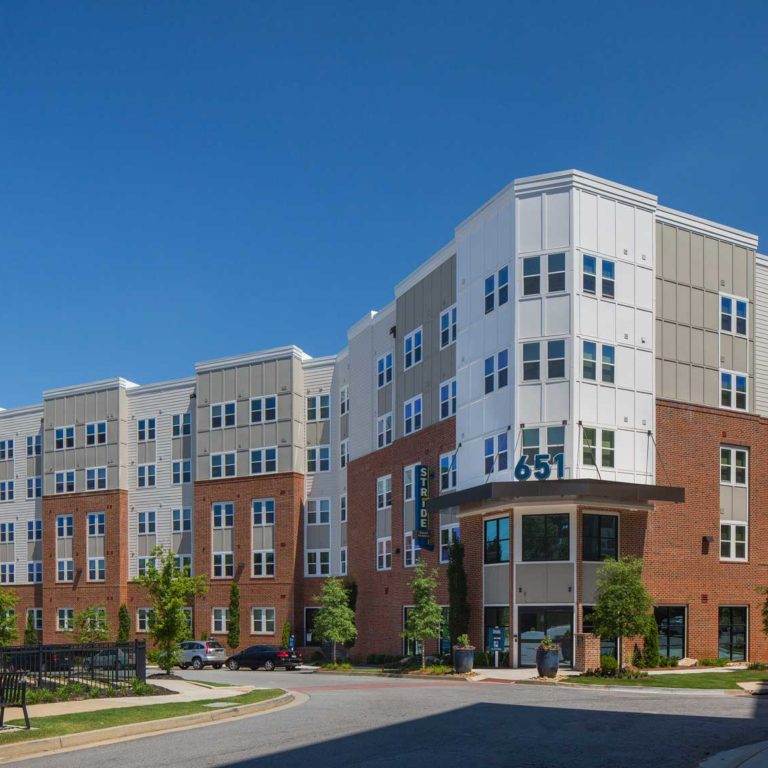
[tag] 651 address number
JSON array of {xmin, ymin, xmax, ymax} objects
[{"xmin": 514, "ymin": 453, "xmax": 564, "ymax": 481}]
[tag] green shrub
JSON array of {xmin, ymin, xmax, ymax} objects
[
  {"xmin": 699, "ymin": 657, "xmax": 728, "ymax": 667},
  {"xmin": 748, "ymin": 662, "xmax": 768, "ymax": 670},
  {"xmin": 641, "ymin": 618, "xmax": 660, "ymax": 668},
  {"xmin": 409, "ymin": 664, "xmax": 453, "ymax": 675},
  {"xmin": 473, "ymin": 651, "xmax": 490, "ymax": 667},
  {"xmin": 320, "ymin": 662, "xmax": 353, "ymax": 671},
  {"xmin": 130, "ymin": 678, "xmax": 155, "ymax": 695},
  {"xmin": 599, "ymin": 655, "xmax": 619, "ymax": 676},
  {"xmin": 147, "ymin": 648, "xmax": 163, "ymax": 665}
]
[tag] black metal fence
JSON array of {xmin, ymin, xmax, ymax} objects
[{"xmin": 0, "ymin": 641, "xmax": 146, "ymax": 689}]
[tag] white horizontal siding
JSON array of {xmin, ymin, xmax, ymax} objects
[{"xmin": 755, "ymin": 257, "xmax": 768, "ymax": 415}]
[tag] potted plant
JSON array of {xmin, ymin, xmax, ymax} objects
[
  {"xmin": 453, "ymin": 634, "xmax": 475, "ymax": 674},
  {"xmin": 535, "ymin": 635, "xmax": 560, "ymax": 678}
]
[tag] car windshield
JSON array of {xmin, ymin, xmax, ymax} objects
[{"xmin": 207, "ymin": 642, "xmax": 224, "ymax": 650}]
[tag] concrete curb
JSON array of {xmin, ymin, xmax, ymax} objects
[
  {"xmin": 314, "ymin": 669, "xmax": 472, "ymax": 681},
  {"xmin": 516, "ymin": 680, "xmax": 744, "ymax": 696},
  {"xmin": 0, "ymin": 691, "xmax": 298, "ymax": 764},
  {"xmin": 700, "ymin": 741, "xmax": 768, "ymax": 767}
]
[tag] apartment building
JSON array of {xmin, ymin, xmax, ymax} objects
[{"xmin": 0, "ymin": 169, "xmax": 764, "ymax": 668}]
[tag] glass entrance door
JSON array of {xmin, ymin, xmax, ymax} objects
[
  {"xmin": 654, "ymin": 606, "xmax": 686, "ymax": 659},
  {"xmin": 518, "ymin": 607, "xmax": 574, "ymax": 667}
]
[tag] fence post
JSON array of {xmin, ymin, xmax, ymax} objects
[
  {"xmin": 136, "ymin": 640, "xmax": 146, "ymax": 682},
  {"xmin": 37, "ymin": 644, "xmax": 43, "ymax": 689}
]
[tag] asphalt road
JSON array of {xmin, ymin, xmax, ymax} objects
[{"xmin": 9, "ymin": 668, "xmax": 768, "ymax": 768}]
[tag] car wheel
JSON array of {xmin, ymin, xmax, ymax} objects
[
  {"xmin": 264, "ymin": 660, "xmax": 276, "ymax": 672},
  {"xmin": 212, "ymin": 663, "xmax": 222, "ymax": 670},
  {"xmin": 192, "ymin": 657, "xmax": 204, "ymax": 670},
  {"xmin": 227, "ymin": 659, "xmax": 240, "ymax": 671}
]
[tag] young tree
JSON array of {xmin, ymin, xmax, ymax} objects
[
  {"xmin": 24, "ymin": 610, "xmax": 38, "ymax": 646},
  {"xmin": 312, "ymin": 578, "xmax": 357, "ymax": 664},
  {"xmin": 591, "ymin": 556, "xmax": 653, "ymax": 665},
  {"xmin": 73, "ymin": 606, "xmax": 110, "ymax": 643},
  {"xmin": 281, "ymin": 621, "xmax": 292, "ymax": 649},
  {"xmin": 0, "ymin": 588, "xmax": 18, "ymax": 646},
  {"xmin": 447, "ymin": 537, "xmax": 470, "ymax": 646},
  {"xmin": 117, "ymin": 603, "xmax": 131, "ymax": 642},
  {"xmin": 227, "ymin": 583, "xmax": 241, "ymax": 651},
  {"xmin": 137, "ymin": 547, "xmax": 208, "ymax": 675},
  {"xmin": 641, "ymin": 615, "xmax": 660, "ymax": 668},
  {"xmin": 402, "ymin": 561, "xmax": 443, "ymax": 669}
]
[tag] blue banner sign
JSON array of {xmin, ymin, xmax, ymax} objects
[
  {"xmin": 415, "ymin": 464, "xmax": 431, "ymax": 544},
  {"xmin": 488, "ymin": 626, "xmax": 504, "ymax": 652}
]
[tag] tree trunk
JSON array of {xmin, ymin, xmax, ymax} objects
[
  {"xmin": 332, "ymin": 640, "xmax": 336, "ymax": 666},
  {"xmin": 421, "ymin": 641, "xmax": 426, "ymax": 670}
]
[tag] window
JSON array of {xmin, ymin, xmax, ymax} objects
[
  {"xmin": 377, "ymin": 413, "xmax": 393, "ymax": 448},
  {"xmin": 136, "ymin": 608, "xmax": 154, "ymax": 633},
  {"xmin": 484, "ymin": 433, "xmax": 509, "ymax": 474},
  {"xmin": 376, "ymin": 537, "xmax": 392, "ymax": 570},
  {"xmin": 522, "ymin": 428, "xmax": 539, "ymax": 465},
  {"xmin": 138, "ymin": 557, "xmax": 155, "ymax": 577},
  {"xmin": 376, "ymin": 476, "xmax": 392, "ymax": 510},
  {"xmin": 377, "ymin": 353, "xmax": 393, "ymax": 388},
  {"xmin": 484, "ymin": 355, "xmax": 495, "ymax": 394},
  {"xmin": 212, "ymin": 607, "xmax": 229, "ymax": 633},
  {"xmin": 57, "ymin": 559, "xmax": 74, "ymax": 582},
  {"xmin": 250, "ymin": 396, "xmax": 277, "ymax": 424},
  {"xmin": 404, "ymin": 395, "xmax": 422, "ymax": 435},
  {"xmin": 55, "ymin": 471, "xmax": 75, "ymax": 494},
  {"xmin": 484, "ymin": 273, "xmax": 495, "ymax": 313},
  {"xmin": 601, "ymin": 430, "xmax": 615, "ymax": 468},
  {"xmin": 654, "ymin": 606, "xmax": 686, "ymax": 660},
  {"xmin": 0, "ymin": 440, "xmax": 12, "ymax": 460},
  {"xmin": 138, "ymin": 510, "xmax": 157, "ymax": 534},
  {"xmin": 86, "ymin": 421, "xmax": 107, "ymax": 446},
  {"xmin": 306, "ymin": 549, "xmax": 330, "ymax": 576},
  {"xmin": 0, "ymin": 523, "xmax": 13, "ymax": 543},
  {"xmin": 485, "ymin": 350, "xmax": 509, "ymax": 394},
  {"xmin": 522, "ymin": 514, "xmax": 570, "ymax": 561},
  {"xmin": 440, "ymin": 523, "xmax": 459, "ymax": 563},
  {"xmin": 340, "ymin": 439, "xmax": 349, "ymax": 468},
  {"xmin": 583, "ymin": 254, "xmax": 597, "ymax": 294},
  {"xmin": 440, "ymin": 452, "xmax": 457, "ymax": 492},
  {"xmin": 721, "ymin": 371, "xmax": 748, "ymax": 411},
  {"xmin": 721, "ymin": 522, "xmax": 747, "ymax": 561},
  {"xmin": 88, "ymin": 557, "xmax": 106, "ymax": 581},
  {"xmin": 27, "ymin": 520, "xmax": 42, "ymax": 541},
  {"xmin": 522, "ymin": 257, "xmax": 540, "ymax": 296},
  {"xmin": 547, "ymin": 426, "xmax": 565, "ymax": 459},
  {"xmin": 484, "ymin": 518, "xmax": 510, "ymax": 564},
  {"xmin": 26, "ymin": 608, "xmax": 43, "ymax": 631},
  {"xmin": 340, "ymin": 495, "xmax": 347, "ymax": 523},
  {"xmin": 602, "ymin": 345, "xmax": 615, "ymax": 383},
  {"xmin": 56, "ymin": 515, "xmax": 73, "ymax": 538},
  {"xmin": 403, "ymin": 531, "xmax": 420, "ymax": 568},
  {"xmin": 212, "ymin": 503, "xmax": 234, "ymax": 529},
  {"xmin": 28, "ymin": 561, "xmax": 42, "ymax": 583},
  {"xmin": 439, "ymin": 378, "xmax": 457, "ymax": 420},
  {"xmin": 57, "ymin": 608, "xmax": 74, "ymax": 632},
  {"xmin": 583, "ymin": 341, "xmax": 597, "ymax": 380},
  {"xmin": 175, "ymin": 555, "xmax": 192, "ymax": 575},
  {"xmin": 601, "ymin": 260, "xmax": 615, "ymax": 298},
  {"xmin": 137, "ymin": 418, "xmax": 156, "ymax": 441},
  {"xmin": 582, "ymin": 514, "xmax": 618, "ymax": 561},
  {"xmin": 307, "ymin": 445, "xmax": 330, "ymax": 473},
  {"xmin": 87, "ymin": 512, "xmax": 105, "ymax": 536},
  {"xmin": 404, "ymin": 465, "xmax": 416, "ymax": 502},
  {"xmin": 0, "ymin": 563, "xmax": 14, "ymax": 584},
  {"xmin": 718, "ymin": 607, "xmax": 747, "ymax": 661},
  {"xmin": 252, "ymin": 607, "xmax": 275, "ymax": 634},
  {"xmin": 547, "ymin": 340, "xmax": 565, "ymax": 379},
  {"xmin": 498, "ymin": 266, "xmax": 509, "ymax": 305},
  {"xmin": 26, "ymin": 476, "xmax": 42, "ymax": 499},
  {"xmin": 172, "ymin": 460, "xmax": 192, "ymax": 485},
  {"xmin": 173, "ymin": 508, "xmax": 192, "ymax": 532},
  {"xmin": 522, "ymin": 343, "xmax": 540, "ymax": 381},
  {"xmin": 440, "ymin": 305, "xmax": 457, "ymax": 348},
  {"xmin": 252, "ymin": 498, "xmax": 275, "ymax": 526},
  {"xmin": 250, "ymin": 447, "xmax": 277, "ymax": 475},
  {"xmin": 721, "ymin": 296, "xmax": 748, "ymax": 336},
  {"xmin": 721, "ymin": 447, "xmax": 748, "ymax": 486},
  {"xmin": 340, "ymin": 386, "xmax": 350, "ymax": 416},
  {"xmin": 211, "ymin": 403, "xmax": 235, "ymax": 429},
  {"xmin": 582, "ymin": 427, "xmax": 614, "ymax": 468},
  {"xmin": 213, "ymin": 552, "xmax": 234, "ymax": 578},
  {"xmin": 172, "ymin": 413, "xmax": 191, "ymax": 436},
  {"xmin": 307, "ymin": 394, "xmax": 331, "ymax": 422},
  {"xmin": 55, "ymin": 426, "xmax": 74, "ymax": 450},
  {"xmin": 548, "ymin": 253, "xmax": 566, "ymax": 293},
  {"xmin": 307, "ymin": 498, "xmax": 330, "ymax": 525},
  {"xmin": 0, "ymin": 481, "xmax": 13, "ymax": 502},
  {"xmin": 340, "ymin": 547, "xmax": 348, "ymax": 575},
  {"xmin": 137, "ymin": 464, "xmax": 156, "ymax": 487},
  {"xmin": 211, "ymin": 452, "xmax": 236, "ymax": 478},
  {"xmin": 26, "ymin": 434, "xmax": 41, "ymax": 457},
  {"xmin": 404, "ymin": 328, "xmax": 423, "ymax": 369},
  {"xmin": 253, "ymin": 550, "xmax": 275, "ymax": 577},
  {"xmin": 86, "ymin": 466, "xmax": 107, "ymax": 491}
]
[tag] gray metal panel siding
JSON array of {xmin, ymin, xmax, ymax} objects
[{"xmin": 483, "ymin": 564, "xmax": 509, "ymax": 605}]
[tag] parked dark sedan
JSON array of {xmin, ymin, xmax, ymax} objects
[
  {"xmin": 226, "ymin": 645, "xmax": 302, "ymax": 671},
  {"xmin": 3, "ymin": 646, "xmax": 73, "ymax": 672}
]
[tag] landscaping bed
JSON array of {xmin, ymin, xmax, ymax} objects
[
  {"xmin": 564, "ymin": 670, "xmax": 768, "ymax": 690},
  {"xmin": 25, "ymin": 679, "xmax": 167, "ymax": 705}
]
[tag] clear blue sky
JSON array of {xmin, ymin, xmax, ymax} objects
[{"xmin": 1, "ymin": 1, "xmax": 766, "ymax": 407}]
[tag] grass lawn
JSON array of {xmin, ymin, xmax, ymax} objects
[
  {"xmin": 564, "ymin": 671, "xmax": 768, "ymax": 690},
  {"xmin": 0, "ymin": 688, "xmax": 283, "ymax": 745}
]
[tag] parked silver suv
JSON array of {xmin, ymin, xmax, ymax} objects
[{"xmin": 178, "ymin": 640, "xmax": 226, "ymax": 670}]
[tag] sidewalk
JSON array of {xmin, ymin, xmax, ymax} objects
[
  {"xmin": 472, "ymin": 667, "xmax": 579, "ymax": 682},
  {"xmin": 701, "ymin": 741, "xmax": 768, "ymax": 767}
]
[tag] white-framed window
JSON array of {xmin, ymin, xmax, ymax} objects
[
  {"xmin": 486, "ymin": 265, "xmax": 510, "ymax": 311},
  {"xmin": 138, "ymin": 510, "xmax": 156, "ymax": 534},
  {"xmin": 137, "ymin": 418, "xmax": 156, "ymax": 442},
  {"xmin": 307, "ymin": 445, "xmax": 330, "ymax": 473},
  {"xmin": 602, "ymin": 260, "xmax": 615, "ymax": 298},
  {"xmin": 250, "ymin": 396, "xmax": 277, "ymax": 424},
  {"xmin": 340, "ymin": 547, "xmax": 347, "ymax": 575},
  {"xmin": 0, "ymin": 563, "xmax": 14, "ymax": 584},
  {"xmin": 253, "ymin": 549, "xmax": 275, "ymax": 577},
  {"xmin": 138, "ymin": 556, "xmax": 156, "ymax": 577},
  {"xmin": 211, "ymin": 452, "xmax": 236, "ymax": 478},
  {"xmin": 404, "ymin": 464, "xmax": 417, "ymax": 502},
  {"xmin": 547, "ymin": 425, "xmax": 566, "ymax": 459},
  {"xmin": 85, "ymin": 421, "xmax": 107, "ymax": 446},
  {"xmin": 340, "ymin": 385, "xmax": 350, "ymax": 416},
  {"xmin": 340, "ymin": 439, "xmax": 349, "ymax": 469},
  {"xmin": 548, "ymin": 252, "xmax": 566, "ymax": 292},
  {"xmin": 55, "ymin": 426, "xmax": 74, "ymax": 451},
  {"xmin": 721, "ymin": 522, "xmax": 747, "ymax": 561},
  {"xmin": 0, "ymin": 440, "xmax": 12, "ymax": 461},
  {"xmin": 307, "ymin": 498, "xmax": 331, "ymax": 525},
  {"xmin": 27, "ymin": 520, "xmax": 42, "ymax": 541},
  {"xmin": 86, "ymin": 466, "xmax": 107, "ymax": 491},
  {"xmin": 440, "ymin": 304, "xmax": 457, "ymax": 348},
  {"xmin": 522, "ymin": 256, "xmax": 541, "ymax": 297},
  {"xmin": 377, "ymin": 413, "xmax": 393, "ymax": 448},
  {"xmin": 211, "ymin": 402, "xmax": 236, "ymax": 429},
  {"xmin": 522, "ymin": 342, "xmax": 540, "ymax": 382},
  {"xmin": 440, "ymin": 452, "xmax": 457, "ymax": 492},
  {"xmin": 440, "ymin": 523, "xmax": 460, "ymax": 563},
  {"xmin": 721, "ymin": 295, "xmax": 748, "ymax": 337},
  {"xmin": 26, "ymin": 476, "xmax": 42, "ymax": 499},
  {"xmin": 212, "ymin": 502, "xmax": 234, "ymax": 529},
  {"xmin": 172, "ymin": 460, "xmax": 192, "ymax": 484},
  {"xmin": 173, "ymin": 508, "xmax": 192, "ymax": 532},
  {"xmin": 582, "ymin": 254, "xmax": 615, "ymax": 298},
  {"xmin": 212, "ymin": 552, "xmax": 234, "ymax": 578},
  {"xmin": 404, "ymin": 395, "xmax": 423, "ymax": 435},
  {"xmin": 87, "ymin": 512, "xmax": 105, "ymax": 536},
  {"xmin": 27, "ymin": 561, "xmax": 43, "ymax": 583},
  {"xmin": 547, "ymin": 340, "xmax": 566, "ymax": 379},
  {"xmin": 57, "ymin": 559, "xmax": 74, "ymax": 582},
  {"xmin": 0, "ymin": 481, "xmax": 14, "ymax": 502},
  {"xmin": 583, "ymin": 254, "xmax": 597, "ymax": 294},
  {"xmin": 136, "ymin": 607, "xmax": 154, "ymax": 632},
  {"xmin": 88, "ymin": 557, "xmax": 105, "ymax": 581},
  {"xmin": 0, "ymin": 523, "xmax": 13, "ymax": 543},
  {"xmin": 720, "ymin": 447, "xmax": 748, "ymax": 486},
  {"xmin": 57, "ymin": 608, "xmax": 74, "ymax": 632},
  {"xmin": 252, "ymin": 607, "xmax": 275, "ymax": 634},
  {"xmin": 26, "ymin": 434, "xmax": 41, "ymax": 457},
  {"xmin": 404, "ymin": 328, "xmax": 423, "ymax": 370},
  {"xmin": 439, "ymin": 378, "xmax": 457, "ymax": 420},
  {"xmin": 721, "ymin": 370, "xmax": 748, "ymax": 411},
  {"xmin": 582, "ymin": 427, "xmax": 615, "ymax": 468},
  {"xmin": 376, "ymin": 536, "xmax": 392, "ymax": 570},
  {"xmin": 377, "ymin": 352, "xmax": 393, "ymax": 388},
  {"xmin": 340, "ymin": 495, "xmax": 347, "ymax": 523},
  {"xmin": 26, "ymin": 608, "xmax": 43, "ymax": 631},
  {"xmin": 582, "ymin": 340, "xmax": 614, "ymax": 383},
  {"xmin": 55, "ymin": 471, "xmax": 75, "ymax": 494},
  {"xmin": 306, "ymin": 549, "xmax": 330, "ymax": 576},
  {"xmin": 404, "ymin": 531, "xmax": 420, "ymax": 568},
  {"xmin": 56, "ymin": 515, "xmax": 73, "ymax": 538},
  {"xmin": 376, "ymin": 475, "xmax": 392, "ymax": 510},
  {"xmin": 252, "ymin": 498, "xmax": 275, "ymax": 526},
  {"xmin": 138, "ymin": 463, "xmax": 156, "ymax": 488},
  {"xmin": 212, "ymin": 607, "xmax": 230, "ymax": 634},
  {"xmin": 307, "ymin": 394, "xmax": 331, "ymax": 422},
  {"xmin": 175, "ymin": 554, "xmax": 192, "ymax": 575},
  {"xmin": 250, "ymin": 447, "xmax": 277, "ymax": 475},
  {"xmin": 172, "ymin": 413, "xmax": 192, "ymax": 437},
  {"xmin": 485, "ymin": 350, "xmax": 509, "ymax": 393},
  {"xmin": 602, "ymin": 345, "xmax": 615, "ymax": 383},
  {"xmin": 484, "ymin": 432, "xmax": 509, "ymax": 475}
]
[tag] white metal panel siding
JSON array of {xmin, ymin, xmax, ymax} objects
[{"xmin": 755, "ymin": 257, "xmax": 768, "ymax": 415}]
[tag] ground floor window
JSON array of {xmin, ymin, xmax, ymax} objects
[
  {"xmin": 483, "ymin": 606, "xmax": 510, "ymax": 652},
  {"xmin": 582, "ymin": 605, "xmax": 617, "ymax": 659},
  {"xmin": 654, "ymin": 606, "xmax": 686, "ymax": 659},
  {"xmin": 718, "ymin": 606, "xmax": 747, "ymax": 661},
  {"xmin": 518, "ymin": 606, "xmax": 573, "ymax": 668},
  {"xmin": 403, "ymin": 606, "xmax": 450, "ymax": 657},
  {"xmin": 305, "ymin": 607, "xmax": 321, "ymax": 646}
]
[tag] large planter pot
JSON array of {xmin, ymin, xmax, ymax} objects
[
  {"xmin": 453, "ymin": 647, "xmax": 475, "ymax": 674},
  {"xmin": 535, "ymin": 647, "xmax": 560, "ymax": 678}
]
